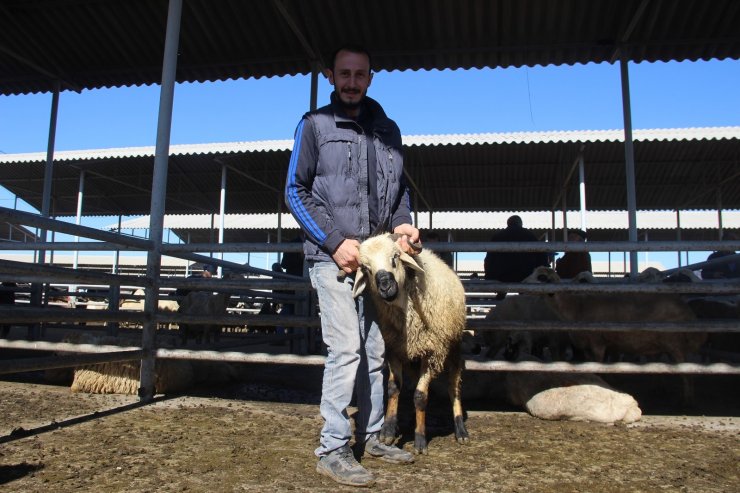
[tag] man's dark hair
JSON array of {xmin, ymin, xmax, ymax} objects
[{"xmin": 330, "ymin": 43, "xmax": 373, "ymax": 71}]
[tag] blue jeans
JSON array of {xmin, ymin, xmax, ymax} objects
[{"xmin": 309, "ymin": 260, "xmax": 386, "ymax": 457}]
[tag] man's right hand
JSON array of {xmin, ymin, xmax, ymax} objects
[{"xmin": 332, "ymin": 238, "xmax": 361, "ymax": 274}]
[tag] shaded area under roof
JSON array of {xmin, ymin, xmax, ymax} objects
[
  {"xmin": 0, "ymin": 127, "xmax": 738, "ymax": 217},
  {"xmin": 1, "ymin": 0, "xmax": 739, "ymax": 95}
]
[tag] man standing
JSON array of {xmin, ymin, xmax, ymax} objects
[{"xmin": 285, "ymin": 44, "xmax": 418, "ymax": 487}]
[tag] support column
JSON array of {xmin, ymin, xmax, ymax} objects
[
  {"xmin": 620, "ymin": 54, "xmax": 639, "ymax": 277},
  {"xmin": 578, "ymin": 152, "xmax": 587, "ymax": 231},
  {"xmin": 71, "ymin": 171, "xmax": 85, "ymax": 307},
  {"xmin": 140, "ymin": 0, "xmax": 182, "ymax": 402},
  {"xmin": 218, "ymin": 162, "xmax": 227, "ymax": 276}
]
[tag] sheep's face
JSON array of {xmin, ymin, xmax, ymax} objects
[
  {"xmin": 352, "ymin": 234, "xmax": 424, "ymax": 304},
  {"xmin": 523, "ymin": 266, "xmax": 560, "ymax": 284}
]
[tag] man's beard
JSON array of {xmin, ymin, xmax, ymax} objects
[{"xmin": 339, "ymin": 90, "xmax": 364, "ymax": 110}]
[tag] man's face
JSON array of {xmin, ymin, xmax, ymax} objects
[{"xmin": 327, "ymin": 50, "xmax": 373, "ymax": 112}]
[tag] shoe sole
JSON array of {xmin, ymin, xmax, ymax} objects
[{"xmin": 316, "ymin": 463, "xmax": 375, "ymax": 487}]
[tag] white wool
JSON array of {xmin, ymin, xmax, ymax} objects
[{"xmin": 525, "ymin": 384, "xmax": 642, "ymax": 424}]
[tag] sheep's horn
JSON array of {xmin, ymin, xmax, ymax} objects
[{"xmin": 389, "ymin": 233, "xmax": 422, "ymax": 253}]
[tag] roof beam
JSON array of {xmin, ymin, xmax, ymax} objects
[
  {"xmin": 610, "ymin": 0, "xmax": 651, "ymax": 63},
  {"xmin": 271, "ymin": 0, "xmax": 324, "ymax": 68}
]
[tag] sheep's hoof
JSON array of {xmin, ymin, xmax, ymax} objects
[
  {"xmin": 380, "ymin": 419, "xmax": 398, "ymax": 445},
  {"xmin": 455, "ymin": 416, "xmax": 469, "ymax": 444},
  {"xmin": 414, "ymin": 432, "xmax": 428, "ymax": 455}
]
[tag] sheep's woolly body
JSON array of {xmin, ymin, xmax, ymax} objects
[
  {"xmin": 355, "ymin": 234, "xmax": 470, "ymax": 452},
  {"xmin": 371, "ymin": 250, "xmax": 466, "ymax": 374}
]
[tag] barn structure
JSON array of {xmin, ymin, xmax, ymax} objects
[{"xmin": 1, "ymin": 1, "xmax": 739, "ymax": 401}]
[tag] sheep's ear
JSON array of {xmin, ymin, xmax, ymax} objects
[
  {"xmin": 352, "ymin": 268, "xmax": 367, "ymax": 298},
  {"xmin": 399, "ymin": 251, "xmax": 424, "ymax": 273}
]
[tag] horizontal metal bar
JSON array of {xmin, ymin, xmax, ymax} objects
[
  {"xmin": 157, "ymin": 277, "xmax": 310, "ymax": 291},
  {"xmin": 0, "ymin": 307, "xmax": 149, "ymax": 324},
  {"xmin": 1, "ymin": 339, "xmax": 736, "ymax": 375},
  {"xmin": 161, "ymin": 242, "xmax": 303, "ymax": 254},
  {"xmin": 429, "ymin": 240, "xmax": 740, "ymax": 253},
  {"xmin": 0, "ymin": 339, "xmax": 140, "ymax": 353},
  {"xmin": 467, "ymin": 319, "xmax": 740, "ymax": 333},
  {"xmin": 0, "ymin": 349, "xmax": 145, "ymax": 375},
  {"xmin": 461, "ymin": 280, "xmax": 740, "ymax": 294},
  {"xmin": 0, "ymin": 206, "xmax": 154, "ymax": 250},
  {"xmin": 464, "ymin": 359, "xmax": 740, "ymax": 375},
  {"xmin": 0, "ymin": 241, "xmax": 143, "ymax": 252},
  {"xmin": 0, "ymin": 259, "xmax": 152, "ymax": 287}
]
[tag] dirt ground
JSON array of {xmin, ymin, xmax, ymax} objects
[{"xmin": 0, "ymin": 364, "xmax": 738, "ymax": 493}]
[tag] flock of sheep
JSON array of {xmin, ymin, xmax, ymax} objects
[{"xmin": 57, "ymin": 232, "xmax": 737, "ymax": 453}]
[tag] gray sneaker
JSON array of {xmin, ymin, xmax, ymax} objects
[
  {"xmin": 316, "ymin": 444, "xmax": 375, "ymax": 487},
  {"xmin": 364, "ymin": 433, "xmax": 415, "ymax": 464}
]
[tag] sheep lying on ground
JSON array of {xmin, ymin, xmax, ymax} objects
[
  {"xmin": 529, "ymin": 266, "xmax": 706, "ymax": 404},
  {"xmin": 504, "ymin": 354, "xmax": 642, "ymax": 424},
  {"xmin": 353, "ymin": 233, "xmax": 469, "ymax": 454}
]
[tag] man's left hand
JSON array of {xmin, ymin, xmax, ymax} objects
[{"xmin": 393, "ymin": 224, "xmax": 421, "ymax": 255}]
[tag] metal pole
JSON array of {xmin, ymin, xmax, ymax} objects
[
  {"xmin": 578, "ymin": 152, "xmax": 587, "ymax": 231},
  {"xmin": 218, "ymin": 162, "xmax": 227, "ymax": 276},
  {"xmin": 676, "ymin": 209, "xmax": 682, "ymax": 268},
  {"xmin": 620, "ymin": 54, "xmax": 639, "ymax": 277},
  {"xmin": 70, "ymin": 171, "xmax": 85, "ymax": 307},
  {"xmin": 310, "ymin": 62, "xmax": 319, "ymax": 111},
  {"xmin": 141, "ymin": 0, "xmax": 182, "ymax": 402}
]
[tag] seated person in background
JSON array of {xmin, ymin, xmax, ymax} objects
[
  {"xmin": 484, "ymin": 215, "xmax": 549, "ymax": 286},
  {"xmin": 701, "ymin": 232, "xmax": 739, "ymax": 279},
  {"xmin": 425, "ymin": 230, "xmax": 454, "ymax": 268},
  {"xmin": 556, "ymin": 229, "xmax": 592, "ymax": 279}
]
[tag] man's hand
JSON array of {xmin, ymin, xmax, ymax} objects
[
  {"xmin": 332, "ymin": 238, "xmax": 361, "ymax": 274},
  {"xmin": 393, "ymin": 223, "xmax": 421, "ymax": 255}
]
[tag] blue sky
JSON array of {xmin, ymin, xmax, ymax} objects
[{"xmin": 1, "ymin": 59, "xmax": 739, "ymax": 270}]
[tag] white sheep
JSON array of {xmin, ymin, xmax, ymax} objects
[
  {"xmin": 528, "ymin": 266, "xmax": 706, "ymax": 404},
  {"xmin": 353, "ymin": 233, "xmax": 469, "ymax": 454},
  {"xmin": 504, "ymin": 354, "xmax": 642, "ymax": 424}
]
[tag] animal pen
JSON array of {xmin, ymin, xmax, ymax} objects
[{"xmin": 1, "ymin": 0, "xmax": 740, "ymax": 412}]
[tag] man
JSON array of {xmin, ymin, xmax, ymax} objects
[
  {"xmin": 555, "ymin": 229, "xmax": 592, "ymax": 279},
  {"xmin": 285, "ymin": 44, "xmax": 418, "ymax": 487},
  {"xmin": 701, "ymin": 232, "xmax": 740, "ymax": 279},
  {"xmin": 484, "ymin": 215, "xmax": 549, "ymax": 298}
]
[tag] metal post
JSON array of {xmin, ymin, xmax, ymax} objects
[
  {"xmin": 578, "ymin": 152, "xmax": 587, "ymax": 231},
  {"xmin": 620, "ymin": 54, "xmax": 639, "ymax": 277},
  {"xmin": 141, "ymin": 0, "xmax": 182, "ymax": 402},
  {"xmin": 218, "ymin": 162, "xmax": 227, "ymax": 276},
  {"xmin": 676, "ymin": 209, "xmax": 682, "ymax": 268},
  {"xmin": 277, "ymin": 193, "xmax": 283, "ymax": 263},
  {"xmin": 70, "ymin": 171, "xmax": 85, "ymax": 307},
  {"xmin": 30, "ymin": 80, "xmax": 60, "ymax": 339},
  {"xmin": 310, "ymin": 61, "xmax": 319, "ymax": 111}
]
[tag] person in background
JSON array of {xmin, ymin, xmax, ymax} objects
[
  {"xmin": 425, "ymin": 230, "xmax": 454, "ymax": 268},
  {"xmin": 284, "ymin": 43, "xmax": 417, "ymax": 487},
  {"xmin": 555, "ymin": 229, "xmax": 592, "ymax": 279},
  {"xmin": 701, "ymin": 231, "xmax": 740, "ymax": 279},
  {"xmin": 484, "ymin": 215, "xmax": 549, "ymax": 298}
]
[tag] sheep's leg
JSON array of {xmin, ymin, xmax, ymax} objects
[
  {"xmin": 380, "ymin": 356, "xmax": 403, "ymax": 445},
  {"xmin": 413, "ymin": 359, "xmax": 433, "ymax": 455},
  {"xmin": 447, "ymin": 351, "xmax": 469, "ymax": 444}
]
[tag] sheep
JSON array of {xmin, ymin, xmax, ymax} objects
[
  {"xmin": 528, "ymin": 266, "xmax": 706, "ymax": 404},
  {"xmin": 504, "ymin": 354, "xmax": 642, "ymax": 424},
  {"xmin": 177, "ymin": 271, "xmax": 241, "ymax": 345},
  {"xmin": 483, "ymin": 294, "xmax": 569, "ymax": 362},
  {"xmin": 353, "ymin": 233, "xmax": 469, "ymax": 454}
]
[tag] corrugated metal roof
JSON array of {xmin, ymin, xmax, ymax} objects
[
  {"xmin": 1, "ymin": 127, "xmax": 738, "ymax": 217},
  {"xmin": 1, "ymin": 0, "xmax": 739, "ymax": 95}
]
